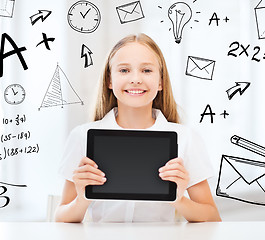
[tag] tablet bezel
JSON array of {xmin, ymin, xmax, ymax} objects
[{"xmin": 85, "ymin": 129, "xmax": 178, "ymax": 201}]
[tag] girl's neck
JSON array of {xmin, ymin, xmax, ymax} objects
[{"xmin": 115, "ymin": 105, "xmax": 155, "ymax": 129}]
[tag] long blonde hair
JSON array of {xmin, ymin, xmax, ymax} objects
[{"xmin": 93, "ymin": 33, "xmax": 180, "ymax": 123}]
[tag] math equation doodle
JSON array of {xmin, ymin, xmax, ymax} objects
[
  {"xmin": 39, "ymin": 64, "xmax": 84, "ymax": 110},
  {"xmin": 0, "ymin": 181, "xmax": 27, "ymax": 208}
]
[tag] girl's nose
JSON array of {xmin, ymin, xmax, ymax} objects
[{"xmin": 130, "ymin": 72, "xmax": 142, "ymax": 84}]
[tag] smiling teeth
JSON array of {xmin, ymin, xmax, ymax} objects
[{"xmin": 127, "ymin": 90, "xmax": 144, "ymax": 94}]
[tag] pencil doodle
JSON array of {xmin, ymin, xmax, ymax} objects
[
  {"xmin": 0, "ymin": 181, "xmax": 27, "ymax": 208},
  {"xmin": 231, "ymin": 135, "xmax": 265, "ymax": 158},
  {"xmin": 226, "ymin": 82, "xmax": 250, "ymax": 100},
  {"xmin": 168, "ymin": 2, "xmax": 192, "ymax": 44},
  {"xmin": 36, "ymin": 33, "xmax": 55, "ymax": 50},
  {"xmin": 116, "ymin": 1, "xmax": 144, "ymax": 24},
  {"xmin": 0, "ymin": 33, "xmax": 28, "ymax": 78},
  {"xmin": 39, "ymin": 63, "xmax": 84, "ymax": 110},
  {"xmin": 29, "ymin": 10, "xmax": 52, "ymax": 25},
  {"xmin": 255, "ymin": 0, "xmax": 265, "ymax": 40},
  {"xmin": 0, "ymin": 0, "xmax": 15, "ymax": 18},
  {"xmin": 67, "ymin": 1, "xmax": 101, "ymax": 33},
  {"xmin": 81, "ymin": 44, "xmax": 93, "ymax": 68},
  {"xmin": 186, "ymin": 56, "xmax": 216, "ymax": 80}
]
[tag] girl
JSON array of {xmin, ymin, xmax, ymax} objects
[{"xmin": 55, "ymin": 33, "xmax": 221, "ymax": 223}]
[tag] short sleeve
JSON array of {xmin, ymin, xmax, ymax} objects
[
  {"xmin": 58, "ymin": 126, "xmax": 86, "ymax": 182},
  {"xmin": 183, "ymin": 128, "xmax": 214, "ymax": 188}
]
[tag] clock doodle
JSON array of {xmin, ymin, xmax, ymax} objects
[
  {"xmin": 67, "ymin": 1, "xmax": 101, "ymax": 33},
  {"xmin": 4, "ymin": 84, "xmax": 26, "ymax": 105}
]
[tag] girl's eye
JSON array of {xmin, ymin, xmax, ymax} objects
[
  {"xmin": 120, "ymin": 68, "xmax": 129, "ymax": 73},
  {"xmin": 143, "ymin": 69, "xmax": 152, "ymax": 73}
]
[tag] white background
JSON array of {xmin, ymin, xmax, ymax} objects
[{"xmin": 0, "ymin": 0, "xmax": 265, "ymax": 221}]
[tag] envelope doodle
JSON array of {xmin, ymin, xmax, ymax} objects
[
  {"xmin": 0, "ymin": 0, "xmax": 15, "ymax": 17},
  {"xmin": 185, "ymin": 56, "xmax": 216, "ymax": 80},
  {"xmin": 116, "ymin": 1, "xmax": 144, "ymax": 24},
  {"xmin": 216, "ymin": 155, "xmax": 265, "ymax": 206},
  {"xmin": 254, "ymin": 0, "xmax": 265, "ymax": 40}
]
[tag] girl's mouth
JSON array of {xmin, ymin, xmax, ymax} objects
[{"xmin": 125, "ymin": 89, "xmax": 147, "ymax": 95}]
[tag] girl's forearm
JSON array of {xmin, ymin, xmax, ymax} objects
[
  {"xmin": 171, "ymin": 197, "xmax": 221, "ymax": 222},
  {"xmin": 55, "ymin": 197, "xmax": 91, "ymax": 223}
]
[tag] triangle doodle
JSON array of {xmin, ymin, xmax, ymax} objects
[{"xmin": 39, "ymin": 63, "xmax": 83, "ymax": 110}]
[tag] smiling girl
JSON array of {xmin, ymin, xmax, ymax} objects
[{"xmin": 55, "ymin": 33, "xmax": 221, "ymax": 223}]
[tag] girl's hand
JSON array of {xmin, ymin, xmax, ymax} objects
[
  {"xmin": 159, "ymin": 157, "xmax": 189, "ymax": 202},
  {"xmin": 72, "ymin": 157, "xmax": 106, "ymax": 199}
]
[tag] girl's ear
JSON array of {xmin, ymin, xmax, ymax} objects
[
  {"xmin": 158, "ymin": 78, "xmax": 163, "ymax": 91},
  {"xmin": 108, "ymin": 73, "xmax": 113, "ymax": 89}
]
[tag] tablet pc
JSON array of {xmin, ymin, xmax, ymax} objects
[{"xmin": 85, "ymin": 129, "xmax": 177, "ymax": 201}]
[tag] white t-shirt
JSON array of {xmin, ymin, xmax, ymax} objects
[{"xmin": 58, "ymin": 108, "xmax": 213, "ymax": 222}]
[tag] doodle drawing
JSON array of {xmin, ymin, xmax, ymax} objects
[
  {"xmin": 116, "ymin": 1, "xmax": 144, "ymax": 24},
  {"xmin": 226, "ymin": 82, "xmax": 250, "ymax": 100},
  {"xmin": 168, "ymin": 2, "xmax": 192, "ymax": 44},
  {"xmin": 67, "ymin": 1, "xmax": 101, "ymax": 34},
  {"xmin": 216, "ymin": 155, "xmax": 265, "ymax": 206},
  {"xmin": 0, "ymin": 0, "xmax": 15, "ymax": 18},
  {"xmin": 255, "ymin": 0, "xmax": 265, "ymax": 40},
  {"xmin": 39, "ymin": 64, "xmax": 83, "ymax": 110},
  {"xmin": 231, "ymin": 135, "xmax": 265, "ymax": 158},
  {"xmin": 29, "ymin": 10, "xmax": 52, "ymax": 25},
  {"xmin": 81, "ymin": 44, "xmax": 93, "ymax": 68},
  {"xmin": 4, "ymin": 84, "xmax": 25, "ymax": 105},
  {"xmin": 186, "ymin": 56, "xmax": 216, "ymax": 80}
]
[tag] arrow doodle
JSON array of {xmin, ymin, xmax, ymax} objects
[
  {"xmin": 30, "ymin": 10, "xmax": 52, "ymax": 26},
  {"xmin": 226, "ymin": 82, "xmax": 251, "ymax": 100},
  {"xmin": 81, "ymin": 44, "xmax": 93, "ymax": 68}
]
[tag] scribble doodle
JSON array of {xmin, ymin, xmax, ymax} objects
[
  {"xmin": 4, "ymin": 84, "xmax": 26, "ymax": 105},
  {"xmin": 186, "ymin": 56, "xmax": 216, "ymax": 80},
  {"xmin": 226, "ymin": 82, "xmax": 250, "ymax": 100},
  {"xmin": 0, "ymin": 0, "xmax": 15, "ymax": 18},
  {"xmin": 67, "ymin": 1, "xmax": 101, "ymax": 33},
  {"xmin": 29, "ymin": 10, "xmax": 52, "ymax": 25},
  {"xmin": 0, "ymin": 33, "xmax": 28, "ymax": 78},
  {"xmin": 81, "ymin": 44, "xmax": 93, "ymax": 68},
  {"xmin": 116, "ymin": 1, "xmax": 144, "ymax": 24},
  {"xmin": 39, "ymin": 64, "xmax": 84, "ymax": 110},
  {"xmin": 255, "ymin": 0, "xmax": 265, "ymax": 40},
  {"xmin": 168, "ymin": 2, "xmax": 192, "ymax": 44}
]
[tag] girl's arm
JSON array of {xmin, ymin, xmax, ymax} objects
[
  {"xmin": 171, "ymin": 180, "xmax": 221, "ymax": 222},
  {"xmin": 55, "ymin": 157, "xmax": 106, "ymax": 223},
  {"xmin": 159, "ymin": 158, "xmax": 221, "ymax": 222}
]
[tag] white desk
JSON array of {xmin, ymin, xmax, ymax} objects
[{"xmin": 1, "ymin": 222, "xmax": 264, "ymax": 240}]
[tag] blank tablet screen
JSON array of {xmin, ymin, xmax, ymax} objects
[{"xmin": 86, "ymin": 129, "xmax": 177, "ymax": 201}]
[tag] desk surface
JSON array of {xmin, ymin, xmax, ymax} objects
[{"xmin": 1, "ymin": 222, "xmax": 264, "ymax": 240}]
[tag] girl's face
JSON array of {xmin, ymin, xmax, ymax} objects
[{"xmin": 109, "ymin": 42, "xmax": 162, "ymax": 110}]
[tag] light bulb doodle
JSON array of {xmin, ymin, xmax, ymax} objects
[{"xmin": 168, "ymin": 2, "xmax": 192, "ymax": 44}]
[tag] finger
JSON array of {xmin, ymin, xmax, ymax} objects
[
  {"xmin": 159, "ymin": 161, "xmax": 186, "ymax": 173},
  {"xmin": 160, "ymin": 176, "xmax": 179, "ymax": 184},
  {"xmin": 159, "ymin": 170, "xmax": 187, "ymax": 180},
  {"xmin": 79, "ymin": 157, "xmax": 98, "ymax": 168},
  {"xmin": 75, "ymin": 164, "xmax": 105, "ymax": 177},
  {"xmin": 77, "ymin": 178, "xmax": 106, "ymax": 186},
  {"xmin": 74, "ymin": 172, "xmax": 107, "ymax": 183},
  {"xmin": 166, "ymin": 157, "xmax": 183, "ymax": 166}
]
